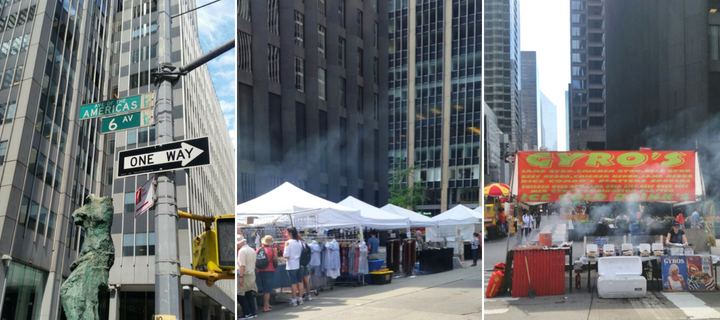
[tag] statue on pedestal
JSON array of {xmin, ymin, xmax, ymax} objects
[{"xmin": 59, "ymin": 195, "xmax": 115, "ymax": 319}]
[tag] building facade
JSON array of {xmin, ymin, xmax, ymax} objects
[
  {"xmin": 569, "ymin": 0, "xmax": 606, "ymax": 150},
  {"xmin": 387, "ymin": 0, "xmax": 482, "ymax": 214},
  {"xmin": 0, "ymin": 0, "xmax": 235, "ymax": 318},
  {"xmin": 520, "ymin": 51, "xmax": 538, "ymax": 151},
  {"xmin": 483, "ymin": 103, "xmax": 503, "ymax": 184},
  {"xmin": 485, "ymin": 0, "xmax": 520, "ymax": 153},
  {"xmin": 540, "ymin": 91, "xmax": 557, "ymax": 151},
  {"xmin": 237, "ymin": 0, "xmax": 389, "ymax": 208},
  {"xmin": 605, "ymin": 0, "xmax": 720, "ymax": 198}
]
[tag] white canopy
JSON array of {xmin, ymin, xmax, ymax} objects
[
  {"xmin": 236, "ymin": 182, "xmax": 362, "ymax": 228},
  {"xmin": 432, "ymin": 204, "xmax": 483, "ymax": 226},
  {"xmin": 380, "ymin": 204, "xmax": 438, "ymax": 227},
  {"xmin": 338, "ymin": 197, "xmax": 410, "ymax": 230}
]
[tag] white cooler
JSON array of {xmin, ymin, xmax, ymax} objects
[{"xmin": 597, "ymin": 256, "xmax": 646, "ymax": 298}]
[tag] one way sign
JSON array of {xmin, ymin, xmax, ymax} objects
[{"xmin": 117, "ymin": 137, "xmax": 210, "ymax": 177}]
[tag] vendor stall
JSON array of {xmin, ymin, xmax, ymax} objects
[{"xmin": 504, "ymin": 150, "xmax": 708, "ymax": 297}]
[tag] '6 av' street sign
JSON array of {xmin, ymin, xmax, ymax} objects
[
  {"xmin": 116, "ymin": 137, "xmax": 210, "ymax": 178},
  {"xmin": 79, "ymin": 92, "xmax": 153, "ymax": 120},
  {"xmin": 101, "ymin": 109, "xmax": 154, "ymax": 134}
]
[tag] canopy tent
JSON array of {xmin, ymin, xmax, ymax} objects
[
  {"xmin": 236, "ymin": 182, "xmax": 362, "ymax": 228},
  {"xmin": 338, "ymin": 197, "xmax": 410, "ymax": 230},
  {"xmin": 432, "ymin": 204, "xmax": 483, "ymax": 226},
  {"xmin": 509, "ymin": 151, "xmax": 706, "ymax": 206},
  {"xmin": 380, "ymin": 204, "xmax": 438, "ymax": 228}
]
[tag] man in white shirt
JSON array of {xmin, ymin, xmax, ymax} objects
[
  {"xmin": 237, "ymin": 234, "xmax": 257, "ymax": 319},
  {"xmin": 522, "ymin": 211, "xmax": 534, "ymax": 241},
  {"xmin": 283, "ymin": 227, "xmax": 305, "ymax": 306}
]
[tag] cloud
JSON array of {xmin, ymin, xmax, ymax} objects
[{"xmin": 195, "ymin": 0, "xmax": 234, "ymax": 50}]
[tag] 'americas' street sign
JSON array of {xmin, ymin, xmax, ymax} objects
[
  {"xmin": 116, "ymin": 137, "xmax": 210, "ymax": 178},
  {"xmin": 79, "ymin": 93, "xmax": 153, "ymax": 120}
]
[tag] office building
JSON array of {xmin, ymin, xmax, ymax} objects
[
  {"xmin": 387, "ymin": 0, "xmax": 482, "ymax": 214},
  {"xmin": 520, "ymin": 51, "xmax": 539, "ymax": 151},
  {"xmin": 0, "ymin": 0, "xmax": 235, "ymax": 318},
  {"xmin": 237, "ymin": 0, "xmax": 390, "ymax": 208},
  {"xmin": 604, "ymin": 0, "xmax": 720, "ymax": 196},
  {"xmin": 569, "ymin": 0, "xmax": 606, "ymax": 150},
  {"xmin": 540, "ymin": 92, "xmax": 557, "ymax": 151},
  {"xmin": 484, "ymin": 103, "xmax": 504, "ymax": 184},
  {"xmin": 485, "ymin": 0, "xmax": 521, "ymax": 153}
]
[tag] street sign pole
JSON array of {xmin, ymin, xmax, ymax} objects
[{"xmin": 154, "ymin": 0, "xmax": 180, "ymax": 316}]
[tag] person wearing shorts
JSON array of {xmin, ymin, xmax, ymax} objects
[
  {"xmin": 283, "ymin": 227, "xmax": 305, "ymax": 306},
  {"xmin": 256, "ymin": 235, "xmax": 278, "ymax": 312}
]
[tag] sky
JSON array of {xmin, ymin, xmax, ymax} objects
[
  {"xmin": 195, "ymin": 0, "xmax": 236, "ymax": 150},
  {"xmin": 519, "ymin": 0, "xmax": 569, "ymax": 151}
]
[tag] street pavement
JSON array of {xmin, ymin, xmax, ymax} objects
[
  {"xmin": 484, "ymin": 214, "xmax": 720, "ymax": 319},
  {"xmin": 243, "ymin": 262, "xmax": 482, "ymax": 319}
]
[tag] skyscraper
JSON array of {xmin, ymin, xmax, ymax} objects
[
  {"xmin": 485, "ymin": 0, "xmax": 521, "ymax": 153},
  {"xmin": 540, "ymin": 91, "xmax": 558, "ymax": 151},
  {"xmin": 388, "ymin": 0, "xmax": 482, "ymax": 214},
  {"xmin": 520, "ymin": 51, "xmax": 539, "ymax": 151},
  {"xmin": 237, "ymin": 1, "xmax": 390, "ymax": 207},
  {"xmin": 569, "ymin": 0, "xmax": 606, "ymax": 151},
  {"xmin": 0, "ymin": 0, "xmax": 235, "ymax": 318},
  {"xmin": 604, "ymin": 0, "xmax": 720, "ymax": 197}
]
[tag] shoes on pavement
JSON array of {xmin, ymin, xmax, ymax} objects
[
  {"xmin": 305, "ymin": 295, "xmax": 312, "ymax": 301},
  {"xmin": 471, "ymin": 264, "xmax": 477, "ymax": 267},
  {"xmin": 298, "ymin": 299, "xmax": 304, "ymax": 305},
  {"xmin": 239, "ymin": 315, "xmax": 253, "ymax": 320},
  {"xmin": 290, "ymin": 300, "xmax": 298, "ymax": 307}
]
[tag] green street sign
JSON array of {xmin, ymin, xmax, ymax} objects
[
  {"xmin": 79, "ymin": 93, "xmax": 153, "ymax": 120},
  {"xmin": 101, "ymin": 109, "xmax": 154, "ymax": 134}
]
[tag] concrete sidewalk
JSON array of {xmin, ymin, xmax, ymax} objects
[{"xmin": 241, "ymin": 264, "xmax": 482, "ymax": 320}]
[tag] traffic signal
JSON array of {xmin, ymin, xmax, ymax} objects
[{"xmin": 190, "ymin": 213, "xmax": 236, "ymax": 272}]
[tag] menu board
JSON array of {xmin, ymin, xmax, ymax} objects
[{"xmin": 662, "ymin": 255, "xmax": 715, "ymax": 292}]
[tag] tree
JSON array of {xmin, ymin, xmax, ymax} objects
[{"xmin": 388, "ymin": 165, "xmax": 428, "ymax": 212}]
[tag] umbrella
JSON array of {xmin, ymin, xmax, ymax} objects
[{"xmin": 484, "ymin": 183, "xmax": 510, "ymax": 197}]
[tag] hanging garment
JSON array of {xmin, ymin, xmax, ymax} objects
[
  {"xmin": 354, "ymin": 246, "xmax": 360, "ymax": 275},
  {"xmin": 358, "ymin": 241, "xmax": 369, "ymax": 274},
  {"xmin": 309, "ymin": 240, "xmax": 323, "ymax": 267},
  {"xmin": 325, "ymin": 240, "xmax": 341, "ymax": 279},
  {"xmin": 348, "ymin": 243, "xmax": 356, "ymax": 276}
]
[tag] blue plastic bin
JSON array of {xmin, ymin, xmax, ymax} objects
[{"xmin": 368, "ymin": 259, "xmax": 384, "ymax": 272}]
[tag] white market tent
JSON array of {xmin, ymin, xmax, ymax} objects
[
  {"xmin": 236, "ymin": 182, "xmax": 362, "ymax": 229},
  {"xmin": 338, "ymin": 196, "xmax": 410, "ymax": 230},
  {"xmin": 432, "ymin": 204, "xmax": 483, "ymax": 226},
  {"xmin": 380, "ymin": 204, "xmax": 438, "ymax": 228}
]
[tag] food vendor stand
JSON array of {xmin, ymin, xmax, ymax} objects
[{"xmin": 506, "ymin": 150, "xmax": 711, "ymax": 296}]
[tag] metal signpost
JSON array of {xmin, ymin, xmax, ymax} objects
[
  {"xmin": 116, "ymin": 137, "xmax": 210, "ymax": 178},
  {"xmin": 101, "ymin": 109, "xmax": 154, "ymax": 134},
  {"xmin": 78, "ymin": 92, "xmax": 153, "ymax": 120}
]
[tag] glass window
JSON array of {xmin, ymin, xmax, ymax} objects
[
  {"xmin": 572, "ymin": 93, "xmax": 587, "ymax": 103},
  {"xmin": 373, "ymin": 21, "xmax": 378, "ymax": 47},
  {"xmin": 122, "ymin": 234, "xmax": 134, "ymax": 256},
  {"xmin": 571, "ymin": 40, "xmax": 586, "ymax": 49},
  {"xmin": 318, "ymin": 67, "xmax": 326, "ymax": 100},
  {"xmin": 318, "ymin": 25, "xmax": 326, "ymax": 60},
  {"xmin": 572, "ymin": 80, "xmax": 587, "ymax": 89},
  {"xmin": 38, "ymin": 206, "xmax": 47, "ymax": 235},
  {"xmin": 0, "ymin": 140, "xmax": 6, "ymax": 164},
  {"xmin": 268, "ymin": 0, "xmax": 279, "ymax": 34},
  {"xmin": 138, "ymin": 126, "xmax": 148, "ymax": 143},
  {"xmin": 572, "ymin": 66, "xmax": 587, "ymax": 76},
  {"xmin": 127, "ymin": 129, "xmax": 137, "ymax": 146},
  {"xmin": 28, "ymin": 148, "xmax": 37, "ymax": 174},
  {"xmin": 1, "ymin": 69, "xmax": 12, "ymax": 89},
  {"xmin": 3, "ymin": 261, "xmax": 48, "ymax": 320},
  {"xmin": 573, "ymin": 106, "xmax": 588, "ymax": 116},
  {"xmin": 589, "ymin": 102, "xmax": 604, "ymax": 112},
  {"xmin": 136, "ymin": 233, "xmax": 148, "ymax": 256},
  {"xmin": 319, "ymin": 0, "xmax": 326, "ymax": 16},
  {"xmin": 6, "ymin": 101, "xmax": 15, "ymax": 121},
  {"xmin": 27, "ymin": 201, "xmax": 38, "ymax": 231},
  {"xmin": 339, "ymin": 77, "xmax": 346, "ymax": 108},
  {"xmin": 571, "ymin": 26, "xmax": 586, "ymax": 36},
  {"xmin": 295, "ymin": 57, "xmax": 305, "ymax": 92},
  {"xmin": 268, "ymin": 45, "xmax": 280, "ymax": 83},
  {"xmin": 571, "ymin": 0, "xmax": 585, "ymax": 10},
  {"xmin": 338, "ymin": 0, "xmax": 345, "ymax": 27},
  {"xmin": 357, "ymin": 85, "xmax": 363, "ymax": 112},
  {"xmin": 711, "ymin": 26, "xmax": 720, "ymax": 60},
  {"xmin": 47, "ymin": 211, "xmax": 56, "ymax": 239},
  {"xmin": 239, "ymin": 0, "xmax": 251, "ymax": 21},
  {"xmin": 571, "ymin": 13, "xmax": 586, "ymax": 23},
  {"xmin": 35, "ymin": 153, "xmax": 45, "ymax": 180},
  {"xmin": 45, "ymin": 160, "xmax": 54, "ymax": 187},
  {"xmin": 148, "ymin": 232, "xmax": 155, "ymax": 255},
  {"xmin": 339, "ymin": 37, "xmax": 346, "ymax": 67},
  {"xmin": 357, "ymin": 9, "xmax": 363, "ymax": 38},
  {"xmin": 124, "ymin": 192, "xmax": 134, "ymax": 213},
  {"xmin": 589, "ymin": 116, "xmax": 604, "ymax": 126},
  {"xmin": 571, "ymin": 53, "xmax": 586, "ymax": 62},
  {"xmin": 294, "ymin": 11, "xmax": 304, "ymax": 47},
  {"xmin": 54, "ymin": 166, "xmax": 62, "ymax": 190},
  {"xmin": 358, "ymin": 47, "xmax": 363, "ymax": 76}
]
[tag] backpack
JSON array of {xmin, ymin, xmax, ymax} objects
[
  {"xmin": 300, "ymin": 241, "xmax": 312, "ymax": 267},
  {"xmin": 256, "ymin": 247, "xmax": 269, "ymax": 269}
]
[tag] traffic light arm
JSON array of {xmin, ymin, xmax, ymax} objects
[
  {"xmin": 178, "ymin": 210, "xmax": 214, "ymax": 231},
  {"xmin": 180, "ymin": 267, "xmax": 235, "ymax": 287}
]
